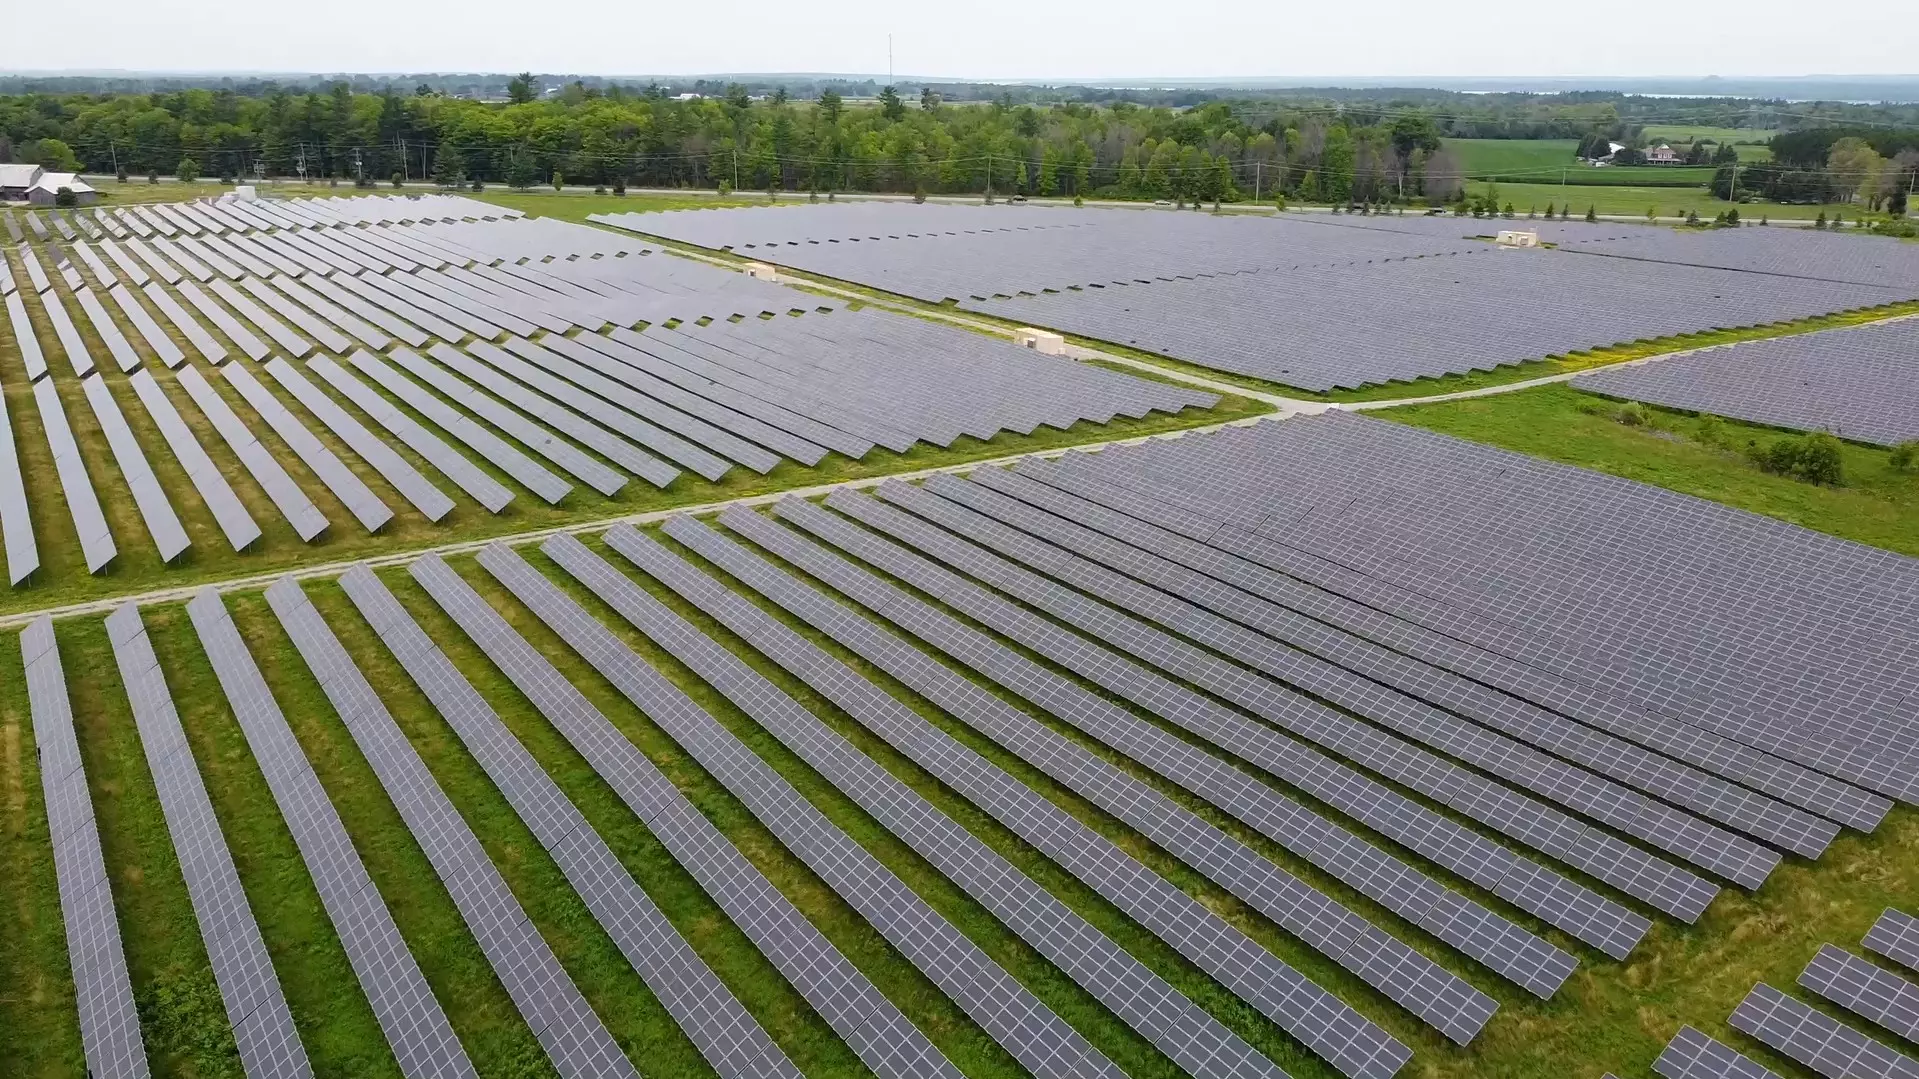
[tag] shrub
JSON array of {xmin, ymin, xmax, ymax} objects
[
  {"xmin": 391, "ymin": 171, "xmax": 403, "ymax": 188},
  {"xmin": 612, "ymin": 177, "xmax": 626, "ymax": 195},
  {"xmin": 176, "ymin": 156, "xmax": 199, "ymax": 183},
  {"xmin": 1614, "ymin": 401, "xmax": 1651, "ymax": 427},
  {"xmin": 1749, "ymin": 431, "xmax": 1844, "ymax": 485},
  {"xmin": 717, "ymin": 179, "xmax": 733, "ymax": 196},
  {"xmin": 54, "ymin": 187, "xmax": 77, "ymax": 207},
  {"xmin": 1891, "ymin": 441, "xmax": 1919, "ymax": 471},
  {"xmin": 1693, "ymin": 414, "xmax": 1730, "ymax": 448},
  {"xmin": 1585, "ymin": 204, "xmax": 1597, "ymax": 223},
  {"xmin": 470, "ymin": 177, "xmax": 484, "ymax": 192}
]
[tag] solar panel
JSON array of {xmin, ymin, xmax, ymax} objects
[
  {"xmin": 1730, "ymin": 983, "xmax": 1919, "ymax": 1079},
  {"xmin": 481, "ymin": 542, "xmax": 1126, "ymax": 1079},
  {"xmin": 1017, "ymin": 415, "xmax": 1916, "ymax": 810},
  {"xmin": 490, "ymin": 336, "xmax": 754, "ymax": 478},
  {"xmin": 558, "ymin": 530, "xmax": 1290, "ymax": 1079},
  {"xmin": 341, "ymin": 563, "xmax": 800, "ymax": 1079},
  {"xmin": 39, "ymin": 287, "xmax": 97, "ymax": 376},
  {"xmin": 132, "ymin": 238, "xmax": 199, "ymax": 283},
  {"xmin": 208, "ymin": 278, "xmax": 313, "ymax": 357},
  {"xmin": 22, "ymin": 616, "xmax": 152, "ymax": 1079},
  {"xmin": 259, "ymin": 275, "xmax": 391, "ymax": 351},
  {"xmin": 860, "ymin": 475, "xmax": 1772, "ymax": 896},
  {"xmin": 472, "ymin": 338, "xmax": 731, "ymax": 481},
  {"xmin": 327, "ymin": 272, "xmax": 467, "ymax": 343},
  {"xmin": 296, "ymin": 274, "xmax": 429, "ymax": 348},
  {"xmin": 104, "ymin": 603, "xmax": 313, "ymax": 1079},
  {"xmin": 127, "ymin": 369, "xmax": 261, "ymax": 551},
  {"xmin": 71, "ymin": 241, "xmax": 119, "ymax": 286},
  {"xmin": 998, "ymin": 452, "xmax": 1888, "ymax": 833},
  {"xmin": 421, "ymin": 344, "xmax": 678, "ymax": 488},
  {"xmin": 262, "ymin": 575, "xmax": 640, "ymax": 1079},
  {"xmin": 1800, "ymin": 944, "xmax": 1919, "ymax": 1042},
  {"xmin": 81, "ymin": 373, "xmax": 191, "ymax": 562},
  {"xmin": 73, "ymin": 287, "xmax": 143, "ymax": 373},
  {"xmin": 355, "ymin": 272, "xmax": 502, "ymax": 341},
  {"xmin": 96, "ymin": 240, "xmax": 153, "ymax": 287},
  {"xmin": 294, "ymin": 356, "xmax": 497, "ymax": 515},
  {"xmin": 1575, "ymin": 317, "xmax": 1919, "ymax": 447},
  {"xmin": 750, "ymin": 497, "xmax": 1514, "ymax": 1037},
  {"xmin": 240, "ymin": 276, "xmax": 352, "ymax": 353},
  {"xmin": 105, "ymin": 285, "xmax": 186, "ymax": 369},
  {"xmin": 221, "ymin": 362, "xmax": 394, "ymax": 533},
  {"xmin": 665, "ymin": 513, "xmax": 1416, "ymax": 1079},
  {"xmin": 937, "ymin": 467, "xmax": 1836, "ymax": 861},
  {"xmin": 412, "ymin": 550, "xmax": 961, "ymax": 1079},
  {"xmin": 541, "ymin": 332, "xmax": 837, "ymax": 466},
  {"xmin": 1653, "ymin": 1026, "xmax": 1781, "ymax": 1079},
  {"xmin": 175, "ymin": 280, "xmax": 270, "ymax": 360},
  {"xmin": 5, "ymin": 291, "xmax": 48, "ymax": 380},
  {"xmin": 175, "ymin": 365, "xmax": 328, "ymax": 542},
  {"xmin": 182, "ymin": 587, "xmax": 475, "ymax": 1075},
  {"xmin": 1867, "ymin": 910, "xmax": 1919, "ymax": 973},
  {"xmin": 266, "ymin": 355, "xmax": 460, "ymax": 518},
  {"xmin": 20, "ymin": 246, "xmax": 52, "ymax": 291},
  {"xmin": 341, "ymin": 349, "xmax": 570, "ymax": 504},
  {"xmin": 864, "ymin": 474, "xmax": 1633, "ymax": 967},
  {"xmin": 385, "ymin": 347, "xmax": 626, "ymax": 496},
  {"xmin": 33, "ymin": 377, "xmax": 117, "ymax": 572},
  {"xmin": 0, "ymin": 375, "xmax": 38, "ymax": 584}
]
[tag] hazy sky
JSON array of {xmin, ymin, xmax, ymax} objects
[{"xmin": 4, "ymin": 0, "xmax": 1914, "ymax": 80}]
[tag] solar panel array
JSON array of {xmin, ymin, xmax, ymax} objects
[
  {"xmin": 662, "ymin": 512, "xmax": 1417, "ymax": 1079},
  {"xmin": 262, "ymin": 575, "xmax": 641, "ymax": 1079},
  {"xmin": 1573, "ymin": 317, "xmax": 1919, "ymax": 446},
  {"xmin": 22, "ymin": 616, "xmax": 151, "ymax": 1079},
  {"xmin": 1010, "ymin": 411, "xmax": 1919, "ymax": 809},
  {"xmin": 482, "ymin": 542, "xmax": 1128, "ymax": 1079},
  {"xmin": 557, "ymin": 528, "xmax": 1292, "ymax": 1079},
  {"xmin": 338, "ymin": 563, "xmax": 801, "ymax": 1079},
  {"xmin": 5, "ymin": 195, "xmax": 1213, "ymax": 590},
  {"xmin": 1731, "ymin": 983, "xmax": 1919, "ymax": 1079},
  {"xmin": 1654, "ymin": 1027, "xmax": 1782, "ymax": 1079},
  {"xmin": 184, "ymin": 588, "xmax": 477, "ymax": 1079},
  {"xmin": 104, "ymin": 603, "xmax": 312, "ymax": 1077},
  {"xmin": 611, "ymin": 202, "xmax": 1919, "ymax": 390},
  {"xmin": 418, "ymin": 552, "xmax": 962, "ymax": 1079},
  {"xmin": 1868, "ymin": 909, "xmax": 1919, "ymax": 972}
]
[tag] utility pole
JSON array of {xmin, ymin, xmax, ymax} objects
[
  {"xmin": 354, "ymin": 147, "xmax": 364, "ymax": 184},
  {"xmin": 109, "ymin": 138, "xmax": 119, "ymax": 178},
  {"xmin": 1254, "ymin": 160, "xmax": 1260, "ymax": 201},
  {"xmin": 1728, "ymin": 161, "xmax": 1738, "ymax": 204}
]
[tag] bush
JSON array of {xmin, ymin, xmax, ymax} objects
[
  {"xmin": 1891, "ymin": 441, "xmax": 1919, "ymax": 471},
  {"xmin": 717, "ymin": 179, "xmax": 733, "ymax": 195},
  {"xmin": 470, "ymin": 177, "xmax": 484, "ymax": 192},
  {"xmin": 1585, "ymin": 204, "xmax": 1597, "ymax": 223},
  {"xmin": 391, "ymin": 171, "xmax": 404, "ymax": 188},
  {"xmin": 176, "ymin": 156, "xmax": 199, "ymax": 184},
  {"xmin": 1749, "ymin": 431, "xmax": 1844, "ymax": 485},
  {"xmin": 54, "ymin": 187, "xmax": 77, "ymax": 208},
  {"xmin": 612, "ymin": 177, "xmax": 626, "ymax": 195},
  {"xmin": 594, "ymin": 184, "xmax": 606, "ymax": 195},
  {"xmin": 1613, "ymin": 401, "xmax": 1652, "ymax": 427},
  {"xmin": 1694, "ymin": 414, "xmax": 1731, "ymax": 449}
]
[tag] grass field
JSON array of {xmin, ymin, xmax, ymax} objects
[
  {"xmin": 1442, "ymin": 139, "xmax": 1719, "ymax": 186},
  {"xmin": 1466, "ymin": 180, "xmax": 1867, "ymax": 221},
  {"xmin": 0, "ymin": 238, "xmax": 1265, "ymax": 619}
]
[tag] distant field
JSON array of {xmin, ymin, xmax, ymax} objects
[
  {"xmin": 1442, "ymin": 139, "xmax": 1716, "ymax": 187},
  {"xmin": 1639, "ymin": 125, "xmax": 1776, "ymax": 146},
  {"xmin": 1465, "ymin": 180, "xmax": 1865, "ymax": 220}
]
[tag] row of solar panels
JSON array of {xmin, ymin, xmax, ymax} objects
[
  {"xmin": 2, "ymin": 214, "xmax": 1216, "ymax": 586},
  {"xmin": 609, "ymin": 202, "xmax": 1919, "ymax": 391},
  {"xmin": 1127, "ymin": 412, "xmax": 1919, "ymax": 800},
  {"xmin": 1651, "ymin": 909, "xmax": 1919, "ymax": 1079},
  {"xmin": 25, "ymin": 482, "xmax": 1884, "ymax": 1079},
  {"xmin": 1573, "ymin": 316, "xmax": 1919, "ymax": 448},
  {"xmin": 25, "ymin": 533, "xmax": 1415, "ymax": 1079}
]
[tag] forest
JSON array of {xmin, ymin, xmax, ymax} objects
[{"xmin": 1, "ymin": 80, "xmax": 1915, "ymax": 208}]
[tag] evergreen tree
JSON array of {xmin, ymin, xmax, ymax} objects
[
  {"xmin": 506, "ymin": 152, "xmax": 538, "ymax": 190},
  {"xmin": 1586, "ymin": 204, "xmax": 1597, "ymax": 222},
  {"xmin": 176, "ymin": 157, "xmax": 199, "ymax": 183},
  {"xmin": 433, "ymin": 142, "xmax": 466, "ymax": 188}
]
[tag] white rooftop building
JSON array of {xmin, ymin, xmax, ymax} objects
[{"xmin": 0, "ymin": 163, "xmax": 98, "ymax": 205}]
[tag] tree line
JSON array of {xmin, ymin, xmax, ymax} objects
[{"xmin": 1, "ymin": 83, "xmax": 1914, "ymax": 210}]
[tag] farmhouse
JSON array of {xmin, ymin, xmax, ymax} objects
[
  {"xmin": 0, "ymin": 163, "xmax": 97, "ymax": 204},
  {"xmin": 1643, "ymin": 143, "xmax": 1681, "ymax": 164}
]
